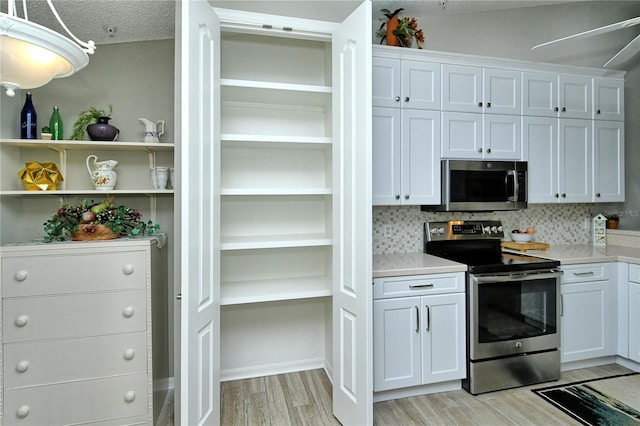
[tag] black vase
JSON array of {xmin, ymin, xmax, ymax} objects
[{"xmin": 87, "ymin": 116, "xmax": 119, "ymax": 141}]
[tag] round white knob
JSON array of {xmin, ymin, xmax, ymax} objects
[
  {"xmin": 14, "ymin": 270, "xmax": 28, "ymax": 281},
  {"xmin": 122, "ymin": 264, "xmax": 134, "ymax": 275},
  {"xmin": 123, "ymin": 349, "xmax": 135, "ymax": 360},
  {"xmin": 16, "ymin": 360, "xmax": 29, "ymax": 373},
  {"xmin": 122, "ymin": 306, "xmax": 134, "ymax": 318},
  {"xmin": 16, "ymin": 405, "xmax": 30, "ymax": 418},
  {"xmin": 15, "ymin": 315, "xmax": 28, "ymax": 327},
  {"xmin": 124, "ymin": 391, "xmax": 136, "ymax": 403}
]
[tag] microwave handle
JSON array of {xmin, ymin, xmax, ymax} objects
[{"xmin": 506, "ymin": 170, "xmax": 518, "ymax": 202}]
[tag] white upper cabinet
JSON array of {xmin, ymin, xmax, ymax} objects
[
  {"xmin": 594, "ymin": 78, "xmax": 624, "ymax": 121},
  {"xmin": 558, "ymin": 119, "xmax": 592, "ymax": 202},
  {"xmin": 524, "ymin": 116, "xmax": 558, "ymax": 203},
  {"xmin": 442, "ymin": 65, "xmax": 521, "ymax": 115},
  {"xmin": 593, "ymin": 120, "xmax": 624, "ymax": 202},
  {"xmin": 373, "ymin": 57, "xmax": 441, "ymax": 110},
  {"xmin": 523, "ymin": 72, "xmax": 592, "ymax": 119}
]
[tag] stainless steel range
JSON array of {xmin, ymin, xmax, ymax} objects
[{"xmin": 424, "ymin": 220, "xmax": 563, "ymax": 394}]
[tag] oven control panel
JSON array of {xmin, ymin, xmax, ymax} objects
[{"xmin": 425, "ymin": 220, "xmax": 504, "ymax": 241}]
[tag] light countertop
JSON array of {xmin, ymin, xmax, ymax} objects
[{"xmin": 374, "ymin": 244, "xmax": 640, "ymax": 278}]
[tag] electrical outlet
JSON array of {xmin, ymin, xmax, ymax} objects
[{"xmin": 383, "ymin": 224, "xmax": 392, "ymax": 237}]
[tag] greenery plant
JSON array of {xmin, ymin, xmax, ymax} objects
[
  {"xmin": 70, "ymin": 105, "xmax": 113, "ymax": 140},
  {"xmin": 41, "ymin": 126, "xmax": 51, "ymax": 134},
  {"xmin": 605, "ymin": 213, "xmax": 619, "ymax": 221},
  {"xmin": 43, "ymin": 198, "xmax": 159, "ymax": 242}
]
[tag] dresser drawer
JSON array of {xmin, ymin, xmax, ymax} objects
[
  {"xmin": 373, "ymin": 273, "xmax": 465, "ymax": 299},
  {"xmin": 560, "ymin": 263, "xmax": 610, "ymax": 284},
  {"xmin": 4, "ymin": 332, "xmax": 148, "ymax": 389},
  {"xmin": 3, "ymin": 373, "xmax": 149, "ymax": 425},
  {"xmin": 2, "ymin": 251, "xmax": 146, "ymax": 297},
  {"xmin": 3, "ymin": 290, "xmax": 147, "ymax": 343}
]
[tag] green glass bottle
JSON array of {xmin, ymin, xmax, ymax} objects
[{"xmin": 49, "ymin": 106, "xmax": 63, "ymax": 140}]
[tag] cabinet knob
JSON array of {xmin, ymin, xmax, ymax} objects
[
  {"xmin": 405, "ymin": 96, "xmax": 410, "ymax": 102},
  {"xmin": 395, "ymin": 194, "xmax": 400, "ymax": 200},
  {"xmin": 404, "ymin": 194, "xmax": 409, "ymax": 200},
  {"xmin": 486, "ymin": 148, "xmax": 491, "ymax": 154},
  {"xmin": 486, "ymin": 102, "xmax": 491, "ymax": 108},
  {"xmin": 561, "ymin": 193, "xmax": 566, "ymax": 198},
  {"xmin": 15, "ymin": 315, "xmax": 28, "ymax": 327},
  {"xmin": 16, "ymin": 405, "xmax": 30, "ymax": 418},
  {"xmin": 123, "ymin": 349, "xmax": 135, "ymax": 360},
  {"xmin": 596, "ymin": 109, "xmax": 601, "ymax": 114},
  {"xmin": 122, "ymin": 306, "xmax": 135, "ymax": 318},
  {"xmin": 561, "ymin": 107, "xmax": 566, "ymax": 112},
  {"xmin": 596, "ymin": 193, "xmax": 601, "ymax": 198},
  {"xmin": 395, "ymin": 96, "xmax": 400, "ymax": 102},
  {"xmin": 554, "ymin": 107, "xmax": 559, "ymax": 112},
  {"xmin": 555, "ymin": 193, "xmax": 560, "ymax": 198},
  {"xmin": 478, "ymin": 102, "xmax": 483, "ymax": 107},
  {"xmin": 16, "ymin": 360, "xmax": 29, "ymax": 373},
  {"xmin": 477, "ymin": 148, "xmax": 483, "ymax": 153},
  {"xmin": 122, "ymin": 264, "xmax": 134, "ymax": 275},
  {"xmin": 124, "ymin": 391, "xmax": 136, "ymax": 403},
  {"xmin": 14, "ymin": 270, "xmax": 28, "ymax": 282}
]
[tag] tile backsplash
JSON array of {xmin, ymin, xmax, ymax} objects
[{"xmin": 373, "ymin": 204, "xmax": 598, "ymax": 254}]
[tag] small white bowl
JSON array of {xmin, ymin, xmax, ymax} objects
[{"xmin": 510, "ymin": 232, "xmax": 534, "ymax": 243}]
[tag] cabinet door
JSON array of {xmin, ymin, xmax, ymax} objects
[
  {"xmin": 442, "ymin": 64, "xmax": 483, "ymax": 113},
  {"xmin": 372, "ymin": 57, "xmax": 401, "ymax": 108},
  {"xmin": 523, "ymin": 72, "xmax": 558, "ymax": 117},
  {"xmin": 421, "ymin": 293, "xmax": 465, "ymax": 384},
  {"xmin": 593, "ymin": 121, "xmax": 624, "ymax": 202},
  {"xmin": 559, "ymin": 75, "xmax": 592, "ymax": 120},
  {"xmin": 524, "ymin": 117, "xmax": 558, "ymax": 203},
  {"xmin": 594, "ymin": 78, "xmax": 624, "ymax": 121},
  {"xmin": 629, "ymin": 283, "xmax": 640, "ymax": 363},
  {"xmin": 402, "ymin": 60, "xmax": 441, "ymax": 110},
  {"xmin": 373, "ymin": 297, "xmax": 422, "ymax": 391},
  {"xmin": 402, "ymin": 109, "xmax": 441, "ymax": 205},
  {"xmin": 372, "ymin": 107, "xmax": 401, "ymax": 205},
  {"xmin": 558, "ymin": 119, "xmax": 592, "ymax": 202},
  {"xmin": 561, "ymin": 280, "xmax": 615, "ymax": 362},
  {"xmin": 483, "ymin": 114, "xmax": 522, "ymax": 160},
  {"xmin": 484, "ymin": 68, "xmax": 521, "ymax": 115},
  {"xmin": 441, "ymin": 112, "xmax": 482, "ymax": 159}
]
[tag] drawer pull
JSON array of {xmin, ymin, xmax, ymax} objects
[
  {"xmin": 123, "ymin": 349, "xmax": 135, "ymax": 360},
  {"xmin": 122, "ymin": 264, "xmax": 135, "ymax": 275},
  {"xmin": 14, "ymin": 270, "xmax": 28, "ymax": 281},
  {"xmin": 15, "ymin": 315, "xmax": 28, "ymax": 327},
  {"xmin": 409, "ymin": 283, "xmax": 434, "ymax": 289},
  {"xmin": 16, "ymin": 360, "xmax": 29, "ymax": 373},
  {"xmin": 124, "ymin": 391, "xmax": 136, "ymax": 403},
  {"xmin": 122, "ymin": 306, "xmax": 135, "ymax": 318},
  {"xmin": 573, "ymin": 271, "xmax": 595, "ymax": 277},
  {"xmin": 16, "ymin": 405, "xmax": 30, "ymax": 418}
]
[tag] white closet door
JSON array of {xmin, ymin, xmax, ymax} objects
[
  {"xmin": 331, "ymin": 1, "xmax": 372, "ymax": 425},
  {"xmin": 180, "ymin": 1, "xmax": 221, "ymax": 424}
]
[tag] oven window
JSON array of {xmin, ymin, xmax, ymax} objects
[
  {"xmin": 450, "ymin": 170, "xmax": 511, "ymax": 202},
  {"xmin": 477, "ymin": 279, "xmax": 557, "ymax": 343}
]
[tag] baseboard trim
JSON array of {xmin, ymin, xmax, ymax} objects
[
  {"xmin": 373, "ymin": 380, "xmax": 462, "ymax": 403},
  {"xmin": 220, "ymin": 358, "xmax": 325, "ymax": 382}
]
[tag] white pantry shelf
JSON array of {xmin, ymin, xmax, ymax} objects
[
  {"xmin": 221, "ymin": 276, "xmax": 332, "ymax": 305},
  {"xmin": 221, "ymin": 188, "xmax": 331, "ymax": 196},
  {"xmin": 0, "ymin": 190, "xmax": 174, "ymax": 196},
  {"xmin": 221, "ymin": 78, "xmax": 331, "ymax": 107},
  {"xmin": 221, "ymin": 134, "xmax": 332, "ymax": 145},
  {"xmin": 0, "ymin": 139, "xmax": 175, "ymax": 151},
  {"xmin": 221, "ymin": 233, "xmax": 332, "ymax": 251}
]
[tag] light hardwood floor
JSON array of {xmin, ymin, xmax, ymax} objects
[{"xmin": 156, "ymin": 363, "xmax": 635, "ymax": 425}]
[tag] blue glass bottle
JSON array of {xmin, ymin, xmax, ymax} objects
[
  {"xmin": 49, "ymin": 106, "xmax": 64, "ymax": 140},
  {"xmin": 20, "ymin": 91, "xmax": 37, "ymax": 139}
]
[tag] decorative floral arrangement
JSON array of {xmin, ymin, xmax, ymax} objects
[
  {"xmin": 43, "ymin": 198, "xmax": 159, "ymax": 242},
  {"xmin": 376, "ymin": 8, "xmax": 425, "ymax": 49}
]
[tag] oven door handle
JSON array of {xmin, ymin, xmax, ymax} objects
[{"xmin": 473, "ymin": 270, "xmax": 563, "ymax": 283}]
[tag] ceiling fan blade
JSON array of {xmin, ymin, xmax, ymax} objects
[
  {"xmin": 604, "ymin": 33, "xmax": 640, "ymax": 67},
  {"xmin": 532, "ymin": 16, "xmax": 640, "ymax": 50}
]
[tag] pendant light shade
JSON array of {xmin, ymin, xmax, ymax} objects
[{"xmin": 0, "ymin": 1, "xmax": 95, "ymax": 97}]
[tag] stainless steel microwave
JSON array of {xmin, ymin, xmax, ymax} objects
[{"xmin": 422, "ymin": 160, "xmax": 527, "ymax": 212}]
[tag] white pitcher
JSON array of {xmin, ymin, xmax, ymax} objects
[
  {"xmin": 86, "ymin": 155, "xmax": 118, "ymax": 191},
  {"xmin": 139, "ymin": 118, "xmax": 165, "ymax": 143}
]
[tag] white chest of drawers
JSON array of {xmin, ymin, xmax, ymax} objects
[{"xmin": 0, "ymin": 239, "xmax": 168, "ymax": 425}]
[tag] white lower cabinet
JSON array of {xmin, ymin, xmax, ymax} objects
[
  {"xmin": 0, "ymin": 240, "xmax": 168, "ymax": 425},
  {"xmin": 560, "ymin": 263, "xmax": 616, "ymax": 363},
  {"xmin": 628, "ymin": 264, "xmax": 640, "ymax": 363},
  {"xmin": 373, "ymin": 273, "xmax": 465, "ymax": 392}
]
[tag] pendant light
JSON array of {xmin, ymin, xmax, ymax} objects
[{"xmin": 0, "ymin": 0, "xmax": 96, "ymax": 97}]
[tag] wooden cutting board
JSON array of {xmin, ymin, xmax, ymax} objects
[{"xmin": 501, "ymin": 241, "xmax": 550, "ymax": 253}]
